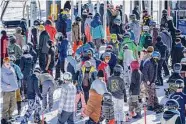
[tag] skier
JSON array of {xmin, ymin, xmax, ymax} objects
[
  {"xmin": 108, "ymin": 34, "xmax": 119, "ymax": 56},
  {"xmin": 170, "ymin": 79, "xmax": 186, "ymax": 124},
  {"xmin": 39, "ymin": 71, "xmax": 55, "ymax": 112},
  {"xmin": 1, "ymin": 30, "xmax": 8, "ymax": 65},
  {"xmin": 85, "ymin": 70, "xmax": 108, "ymax": 123},
  {"xmin": 129, "ymin": 14, "xmax": 141, "ymax": 44},
  {"xmin": 20, "ymin": 45, "xmax": 33, "ymax": 99},
  {"xmin": 100, "ymin": 45, "xmax": 117, "ymax": 75},
  {"xmin": 8, "ymin": 35, "xmax": 23, "ymax": 66},
  {"xmin": 9, "ymin": 55, "xmax": 23, "ymax": 116},
  {"xmin": 56, "ymin": 11, "xmax": 67, "ymax": 39},
  {"xmin": 1, "ymin": 57, "xmax": 18, "ymax": 124},
  {"xmin": 142, "ymin": 10, "xmax": 151, "ymax": 26},
  {"xmin": 142, "ymin": 51, "xmax": 161, "ymax": 111},
  {"xmin": 45, "ymin": 19, "xmax": 57, "ymax": 42},
  {"xmin": 107, "ymin": 64, "xmax": 127, "ymax": 123},
  {"xmin": 171, "ymin": 38, "xmax": 184, "ymax": 68},
  {"xmin": 98, "ymin": 52, "xmax": 111, "ymax": 83},
  {"xmin": 139, "ymin": 26, "xmax": 152, "ymax": 49},
  {"xmin": 84, "ymin": 13, "xmax": 93, "ymax": 42},
  {"xmin": 160, "ymin": 99, "xmax": 182, "ymax": 124},
  {"xmin": 66, "ymin": 13, "xmax": 72, "ymax": 43},
  {"xmin": 129, "ymin": 61, "xmax": 142, "ymax": 119},
  {"xmin": 14, "ymin": 27, "xmax": 25, "ymax": 48},
  {"xmin": 57, "ymin": 72, "xmax": 76, "ymax": 124},
  {"xmin": 155, "ymin": 36, "xmax": 169, "ymax": 85},
  {"xmin": 21, "ymin": 67, "xmax": 42, "ymax": 124},
  {"xmin": 27, "ymin": 42, "xmax": 37, "ymax": 67}
]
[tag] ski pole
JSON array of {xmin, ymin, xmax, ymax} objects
[{"xmin": 144, "ymin": 104, "xmax": 147, "ymax": 124}]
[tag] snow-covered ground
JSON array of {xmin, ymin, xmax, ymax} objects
[{"xmin": 8, "ymin": 77, "xmax": 169, "ymax": 124}]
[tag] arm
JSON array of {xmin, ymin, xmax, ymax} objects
[
  {"xmin": 142, "ymin": 62, "xmax": 149, "ymax": 82},
  {"xmin": 33, "ymin": 76, "xmax": 42, "ymax": 99},
  {"xmin": 121, "ymin": 78, "xmax": 127, "ymax": 102},
  {"xmin": 45, "ymin": 53, "xmax": 51, "ymax": 70},
  {"xmin": 58, "ymin": 87, "xmax": 67, "ymax": 113},
  {"xmin": 15, "ymin": 65, "xmax": 24, "ymax": 80}
]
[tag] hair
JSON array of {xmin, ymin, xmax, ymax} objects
[
  {"xmin": 16, "ymin": 27, "xmax": 22, "ymax": 34},
  {"xmin": 1, "ymin": 30, "xmax": 7, "ymax": 36}
]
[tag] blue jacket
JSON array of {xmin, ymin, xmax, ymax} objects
[
  {"xmin": 27, "ymin": 73, "xmax": 42, "ymax": 99},
  {"xmin": 90, "ymin": 15, "xmax": 104, "ymax": 39},
  {"xmin": 76, "ymin": 43, "xmax": 92, "ymax": 55},
  {"xmin": 1, "ymin": 65, "xmax": 18, "ymax": 92},
  {"xmin": 56, "ymin": 14, "xmax": 67, "ymax": 37},
  {"xmin": 11, "ymin": 62, "xmax": 24, "ymax": 80},
  {"xmin": 66, "ymin": 56, "xmax": 77, "ymax": 80},
  {"xmin": 58, "ymin": 40, "xmax": 69, "ymax": 62},
  {"xmin": 66, "ymin": 19, "xmax": 72, "ymax": 32}
]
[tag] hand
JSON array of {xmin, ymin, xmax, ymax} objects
[{"xmin": 147, "ymin": 81, "xmax": 151, "ymax": 85}]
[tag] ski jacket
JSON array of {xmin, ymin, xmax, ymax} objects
[
  {"xmin": 66, "ymin": 18, "xmax": 72, "ymax": 32},
  {"xmin": 155, "ymin": 41, "xmax": 168, "ymax": 60},
  {"xmin": 159, "ymin": 30, "xmax": 172, "ymax": 53},
  {"xmin": 20, "ymin": 53, "xmax": 33, "ymax": 79},
  {"xmin": 10, "ymin": 62, "xmax": 23, "ymax": 80},
  {"xmin": 84, "ymin": 18, "xmax": 92, "ymax": 42},
  {"xmin": 66, "ymin": 56, "xmax": 77, "ymax": 80},
  {"xmin": 129, "ymin": 70, "xmax": 142, "ymax": 95},
  {"xmin": 98, "ymin": 62, "xmax": 110, "ymax": 83},
  {"xmin": 45, "ymin": 24, "xmax": 57, "ymax": 42},
  {"xmin": 142, "ymin": 58, "xmax": 158, "ymax": 84},
  {"xmin": 8, "ymin": 43, "xmax": 23, "ymax": 60},
  {"xmin": 58, "ymin": 40, "xmax": 69, "ymax": 62},
  {"xmin": 39, "ymin": 72, "xmax": 54, "ymax": 84},
  {"xmin": 139, "ymin": 32, "xmax": 151, "ymax": 49},
  {"xmin": 129, "ymin": 20, "xmax": 141, "ymax": 44},
  {"xmin": 1, "ymin": 65, "xmax": 18, "ymax": 92},
  {"xmin": 171, "ymin": 43, "xmax": 184, "ymax": 66},
  {"xmin": 107, "ymin": 76, "xmax": 127, "ymax": 100},
  {"xmin": 72, "ymin": 22, "xmax": 81, "ymax": 42},
  {"xmin": 39, "ymin": 30, "xmax": 50, "ymax": 54},
  {"xmin": 27, "ymin": 73, "xmax": 42, "ymax": 100},
  {"xmin": 90, "ymin": 15, "xmax": 104, "ymax": 40},
  {"xmin": 14, "ymin": 33, "xmax": 25, "ymax": 48},
  {"xmin": 1, "ymin": 35, "xmax": 8, "ymax": 58},
  {"xmin": 56, "ymin": 15, "xmax": 67, "ymax": 37}
]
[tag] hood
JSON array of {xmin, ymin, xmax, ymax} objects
[
  {"xmin": 91, "ymin": 14, "xmax": 101, "ymax": 28},
  {"xmin": 163, "ymin": 110, "xmax": 180, "ymax": 121},
  {"xmin": 175, "ymin": 43, "xmax": 183, "ymax": 48}
]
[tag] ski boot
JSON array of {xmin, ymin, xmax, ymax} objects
[
  {"xmin": 154, "ymin": 104, "xmax": 164, "ymax": 114},
  {"xmin": 132, "ymin": 112, "xmax": 142, "ymax": 119}
]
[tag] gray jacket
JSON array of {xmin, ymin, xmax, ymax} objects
[
  {"xmin": 159, "ymin": 30, "xmax": 172, "ymax": 53},
  {"xmin": 39, "ymin": 73, "xmax": 54, "ymax": 84},
  {"xmin": 1, "ymin": 65, "xmax": 18, "ymax": 92},
  {"xmin": 90, "ymin": 79, "xmax": 108, "ymax": 95}
]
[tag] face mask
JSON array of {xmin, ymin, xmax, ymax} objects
[{"xmin": 153, "ymin": 58, "xmax": 158, "ymax": 63}]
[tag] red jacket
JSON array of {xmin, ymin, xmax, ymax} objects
[
  {"xmin": 1, "ymin": 35, "xmax": 8, "ymax": 58},
  {"xmin": 45, "ymin": 25, "xmax": 57, "ymax": 42},
  {"xmin": 98, "ymin": 61, "xmax": 110, "ymax": 83}
]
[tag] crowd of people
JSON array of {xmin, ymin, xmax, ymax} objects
[{"xmin": 1, "ymin": 1, "xmax": 186, "ymax": 124}]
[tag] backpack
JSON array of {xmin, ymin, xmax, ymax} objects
[{"xmin": 144, "ymin": 35, "xmax": 152, "ymax": 49}]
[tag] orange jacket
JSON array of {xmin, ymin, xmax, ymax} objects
[
  {"xmin": 72, "ymin": 40, "xmax": 83, "ymax": 54},
  {"xmin": 45, "ymin": 25, "xmax": 57, "ymax": 42}
]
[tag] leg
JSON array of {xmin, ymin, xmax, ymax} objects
[
  {"xmin": 42, "ymin": 83, "xmax": 49, "ymax": 109},
  {"xmin": 48, "ymin": 82, "xmax": 55, "ymax": 110},
  {"xmin": 9, "ymin": 91, "xmax": 16, "ymax": 118},
  {"xmin": 57, "ymin": 110, "xmax": 71, "ymax": 124},
  {"xmin": 2, "ymin": 92, "xmax": 11, "ymax": 120},
  {"xmin": 34, "ymin": 97, "xmax": 42, "ymax": 122},
  {"xmin": 60, "ymin": 60, "xmax": 65, "ymax": 73},
  {"xmin": 117, "ymin": 99, "xmax": 124, "ymax": 122},
  {"xmin": 16, "ymin": 89, "xmax": 22, "ymax": 115},
  {"xmin": 162, "ymin": 60, "xmax": 170, "ymax": 76},
  {"xmin": 67, "ymin": 112, "xmax": 75, "ymax": 124},
  {"xmin": 75, "ymin": 93, "xmax": 81, "ymax": 112},
  {"xmin": 157, "ymin": 60, "xmax": 163, "ymax": 85},
  {"xmin": 21, "ymin": 99, "xmax": 35, "ymax": 123},
  {"xmin": 83, "ymin": 91, "xmax": 89, "ymax": 103},
  {"xmin": 55, "ymin": 61, "xmax": 61, "ymax": 80}
]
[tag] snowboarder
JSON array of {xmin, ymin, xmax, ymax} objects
[
  {"xmin": 21, "ymin": 67, "xmax": 42, "ymax": 124},
  {"xmin": 57, "ymin": 72, "xmax": 76, "ymax": 124},
  {"xmin": 107, "ymin": 64, "xmax": 127, "ymax": 123}
]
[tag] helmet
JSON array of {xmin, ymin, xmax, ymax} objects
[
  {"xmin": 34, "ymin": 67, "xmax": 41, "ymax": 73},
  {"xmin": 63, "ymin": 72, "xmax": 72, "ymax": 81},
  {"xmin": 27, "ymin": 42, "xmax": 33, "ymax": 47},
  {"xmin": 34, "ymin": 19, "xmax": 40, "ymax": 26},
  {"xmin": 75, "ymin": 16, "xmax": 81, "ymax": 22},
  {"xmin": 22, "ymin": 45, "xmax": 30, "ymax": 53},
  {"xmin": 130, "ymin": 61, "xmax": 140, "ymax": 71},
  {"xmin": 82, "ymin": 10, "xmax": 88, "ymax": 15},
  {"xmin": 9, "ymin": 55, "xmax": 16, "ymax": 62},
  {"xmin": 85, "ymin": 61, "xmax": 92, "ymax": 68},
  {"xmin": 173, "ymin": 63, "xmax": 182, "ymax": 73},
  {"xmin": 162, "ymin": 9, "xmax": 168, "ymax": 14},
  {"xmin": 87, "ymin": 48, "xmax": 94, "ymax": 56},
  {"xmin": 113, "ymin": 64, "xmax": 123, "ymax": 76},
  {"xmin": 102, "ymin": 52, "xmax": 111, "ymax": 59},
  {"xmin": 106, "ymin": 45, "xmax": 113, "ymax": 51},
  {"xmin": 183, "ymin": 48, "xmax": 186, "ymax": 53},
  {"xmin": 129, "ymin": 14, "xmax": 136, "ymax": 20},
  {"xmin": 67, "ymin": 49, "xmax": 73, "ymax": 56},
  {"xmin": 9, "ymin": 35, "xmax": 16, "ymax": 44},
  {"xmin": 123, "ymin": 32, "xmax": 130, "ymax": 38},
  {"xmin": 55, "ymin": 32, "xmax": 63, "ymax": 41},
  {"xmin": 143, "ymin": 26, "xmax": 149, "ymax": 32},
  {"xmin": 151, "ymin": 51, "xmax": 161, "ymax": 59},
  {"xmin": 175, "ymin": 79, "xmax": 184, "ymax": 89},
  {"xmin": 165, "ymin": 99, "xmax": 179, "ymax": 110},
  {"xmin": 110, "ymin": 34, "xmax": 117, "ymax": 40},
  {"xmin": 181, "ymin": 58, "xmax": 186, "ymax": 63}
]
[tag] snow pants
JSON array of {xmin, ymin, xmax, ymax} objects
[
  {"xmin": 112, "ymin": 97, "xmax": 125, "ymax": 122},
  {"xmin": 57, "ymin": 110, "xmax": 75, "ymax": 124},
  {"xmin": 93, "ymin": 38, "xmax": 102, "ymax": 52},
  {"xmin": 21, "ymin": 98, "xmax": 41, "ymax": 124},
  {"xmin": 128, "ymin": 95, "xmax": 141, "ymax": 113},
  {"xmin": 39, "ymin": 53, "xmax": 47, "ymax": 71},
  {"xmin": 2, "ymin": 91, "xmax": 16, "ymax": 120},
  {"xmin": 42, "ymin": 80, "xmax": 55, "ymax": 109},
  {"xmin": 144, "ymin": 83, "xmax": 159, "ymax": 108}
]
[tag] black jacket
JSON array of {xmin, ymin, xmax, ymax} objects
[
  {"xmin": 171, "ymin": 43, "xmax": 184, "ymax": 66},
  {"xmin": 39, "ymin": 31, "xmax": 50, "ymax": 54},
  {"xmin": 155, "ymin": 41, "xmax": 168, "ymax": 60},
  {"xmin": 27, "ymin": 73, "xmax": 42, "ymax": 99},
  {"xmin": 129, "ymin": 70, "xmax": 142, "ymax": 95}
]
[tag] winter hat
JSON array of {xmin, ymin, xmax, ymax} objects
[
  {"xmin": 16, "ymin": 27, "xmax": 22, "ymax": 34},
  {"xmin": 129, "ymin": 14, "xmax": 136, "ymax": 20},
  {"xmin": 102, "ymin": 52, "xmax": 111, "ymax": 59},
  {"xmin": 88, "ymin": 13, "xmax": 93, "ymax": 17},
  {"xmin": 34, "ymin": 67, "xmax": 41, "ymax": 73},
  {"xmin": 3, "ymin": 57, "xmax": 10, "ymax": 63},
  {"xmin": 130, "ymin": 61, "xmax": 140, "ymax": 71},
  {"xmin": 175, "ymin": 38, "xmax": 181, "ymax": 43},
  {"xmin": 85, "ymin": 61, "xmax": 92, "ymax": 68},
  {"xmin": 175, "ymin": 29, "xmax": 181, "ymax": 36},
  {"xmin": 156, "ymin": 36, "xmax": 162, "ymax": 42},
  {"xmin": 97, "ymin": 70, "xmax": 104, "ymax": 78},
  {"xmin": 147, "ymin": 46, "xmax": 154, "ymax": 52},
  {"xmin": 106, "ymin": 45, "xmax": 113, "ymax": 51},
  {"xmin": 173, "ymin": 63, "xmax": 182, "ymax": 73}
]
